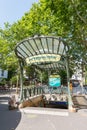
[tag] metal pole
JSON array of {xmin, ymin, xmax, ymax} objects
[
  {"xmin": 65, "ymin": 56, "xmax": 73, "ymax": 111},
  {"xmin": 41, "ymin": 72, "xmax": 42, "ymax": 85},
  {"xmin": 16, "ymin": 75, "xmax": 19, "ymax": 94},
  {"xmin": 19, "ymin": 60, "xmax": 24, "ymax": 101},
  {"xmin": 48, "ymin": 70, "xmax": 51, "ymax": 86}
]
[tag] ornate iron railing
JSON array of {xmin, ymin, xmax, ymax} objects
[{"xmin": 22, "ymin": 87, "xmax": 43, "ymax": 100}]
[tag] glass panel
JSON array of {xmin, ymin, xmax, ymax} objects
[
  {"xmin": 47, "ymin": 37, "xmax": 52, "ymax": 53},
  {"xmin": 23, "ymin": 41, "xmax": 35, "ymax": 56},
  {"xmin": 66, "ymin": 46, "xmax": 68, "ymax": 51},
  {"xmin": 19, "ymin": 42, "xmax": 31, "ymax": 56},
  {"xmin": 29, "ymin": 39, "xmax": 39, "ymax": 54},
  {"xmin": 17, "ymin": 47, "xmax": 28, "ymax": 58},
  {"xmin": 35, "ymin": 38, "xmax": 44, "ymax": 54},
  {"xmin": 63, "ymin": 49, "xmax": 66, "ymax": 55},
  {"xmin": 17, "ymin": 52, "xmax": 25, "ymax": 59},
  {"xmin": 54, "ymin": 39, "xmax": 59, "ymax": 54},
  {"xmin": 58, "ymin": 41, "xmax": 64, "ymax": 54},
  {"xmin": 65, "ymin": 46, "xmax": 68, "ymax": 53},
  {"xmin": 41, "ymin": 38, "xmax": 48, "ymax": 53}
]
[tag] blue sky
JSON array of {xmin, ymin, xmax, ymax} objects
[{"xmin": 0, "ymin": 0, "xmax": 38, "ymax": 28}]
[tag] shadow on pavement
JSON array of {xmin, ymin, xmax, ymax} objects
[{"xmin": 0, "ymin": 96, "xmax": 22, "ymax": 130}]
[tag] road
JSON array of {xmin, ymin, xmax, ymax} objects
[{"xmin": 0, "ymin": 90, "xmax": 87, "ymax": 130}]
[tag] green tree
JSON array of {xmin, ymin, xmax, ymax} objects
[
  {"xmin": 0, "ymin": 0, "xmax": 87, "ymax": 82},
  {"xmin": 0, "ymin": 23, "xmax": 18, "ymax": 81}
]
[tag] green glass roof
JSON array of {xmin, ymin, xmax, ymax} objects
[{"xmin": 15, "ymin": 35, "xmax": 68, "ymax": 70}]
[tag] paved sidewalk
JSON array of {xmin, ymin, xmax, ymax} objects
[
  {"xmin": 0, "ymin": 92, "xmax": 21, "ymax": 130},
  {"xmin": 17, "ymin": 107, "xmax": 87, "ymax": 130},
  {"xmin": 0, "ymin": 91, "xmax": 87, "ymax": 130}
]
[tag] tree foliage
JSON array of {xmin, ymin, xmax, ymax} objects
[{"xmin": 0, "ymin": 0, "xmax": 87, "ymax": 81}]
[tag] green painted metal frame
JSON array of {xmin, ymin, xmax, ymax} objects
[{"xmin": 15, "ymin": 35, "xmax": 73, "ymax": 109}]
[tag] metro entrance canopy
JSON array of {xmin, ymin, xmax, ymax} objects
[
  {"xmin": 15, "ymin": 35, "xmax": 73, "ymax": 110},
  {"xmin": 15, "ymin": 35, "xmax": 68, "ymax": 70}
]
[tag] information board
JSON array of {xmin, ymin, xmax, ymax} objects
[{"xmin": 49, "ymin": 75, "xmax": 61, "ymax": 87}]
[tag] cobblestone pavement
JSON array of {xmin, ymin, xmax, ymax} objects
[{"xmin": 0, "ymin": 90, "xmax": 87, "ymax": 130}]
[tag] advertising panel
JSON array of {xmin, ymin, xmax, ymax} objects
[{"xmin": 49, "ymin": 75, "xmax": 61, "ymax": 87}]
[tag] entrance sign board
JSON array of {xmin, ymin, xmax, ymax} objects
[{"xmin": 26, "ymin": 54, "xmax": 61, "ymax": 64}]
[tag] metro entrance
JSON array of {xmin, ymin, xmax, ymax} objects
[{"xmin": 15, "ymin": 35, "xmax": 73, "ymax": 111}]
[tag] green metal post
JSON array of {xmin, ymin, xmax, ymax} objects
[
  {"xmin": 40, "ymin": 71, "xmax": 43, "ymax": 86},
  {"xmin": 48, "ymin": 71, "xmax": 51, "ymax": 86},
  {"xmin": 65, "ymin": 56, "xmax": 73, "ymax": 111},
  {"xmin": 19, "ymin": 60, "xmax": 24, "ymax": 102}
]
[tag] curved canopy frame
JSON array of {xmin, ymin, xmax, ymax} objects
[
  {"xmin": 15, "ymin": 35, "xmax": 68, "ymax": 70},
  {"xmin": 15, "ymin": 35, "xmax": 73, "ymax": 110}
]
